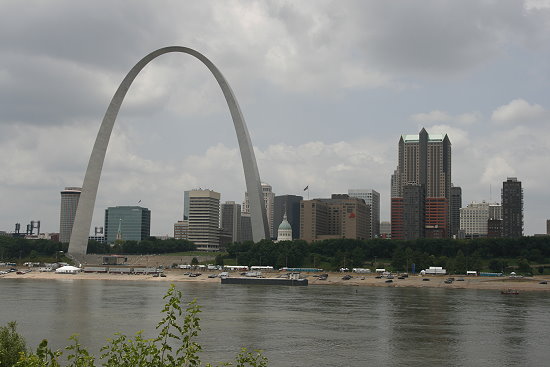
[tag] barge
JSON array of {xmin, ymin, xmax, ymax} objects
[{"xmin": 221, "ymin": 272, "xmax": 308, "ymax": 286}]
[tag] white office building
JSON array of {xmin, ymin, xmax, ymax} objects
[
  {"xmin": 188, "ymin": 189, "xmax": 221, "ymax": 251},
  {"xmin": 348, "ymin": 189, "xmax": 380, "ymax": 238},
  {"xmin": 460, "ymin": 201, "xmax": 502, "ymax": 237}
]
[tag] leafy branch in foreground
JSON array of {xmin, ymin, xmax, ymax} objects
[{"xmin": 7, "ymin": 284, "xmax": 267, "ymax": 367}]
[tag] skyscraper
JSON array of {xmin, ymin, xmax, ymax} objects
[
  {"xmin": 243, "ymin": 182, "xmax": 275, "ymax": 238},
  {"xmin": 188, "ymin": 189, "xmax": 221, "ymax": 250},
  {"xmin": 450, "ymin": 186, "xmax": 462, "ymax": 238},
  {"xmin": 502, "ymin": 177, "xmax": 523, "ymax": 237},
  {"xmin": 391, "ymin": 128, "xmax": 451, "ymax": 239},
  {"xmin": 348, "ymin": 189, "xmax": 380, "ymax": 238},
  {"xmin": 221, "ymin": 201, "xmax": 241, "ymax": 243},
  {"xmin": 59, "ymin": 187, "xmax": 81, "ymax": 243},
  {"xmin": 403, "ymin": 184, "xmax": 425, "ymax": 240},
  {"xmin": 183, "ymin": 190, "xmax": 190, "ymax": 220},
  {"xmin": 104, "ymin": 206, "xmax": 151, "ymax": 243},
  {"xmin": 274, "ymin": 194, "xmax": 302, "ymax": 240},
  {"xmin": 240, "ymin": 213, "xmax": 253, "ymax": 242}
]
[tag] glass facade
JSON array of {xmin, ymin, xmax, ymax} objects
[{"xmin": 104, "ymin": 206, "xmax": 151, "ymax": 243}]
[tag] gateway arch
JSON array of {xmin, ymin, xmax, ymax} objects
[{"xmin": 68, "ymin": 46, "xmax": 270, "ymax": 256}]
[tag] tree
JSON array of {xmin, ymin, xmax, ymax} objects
[
  {"xmin": 191, "ymin": 257, "xmax": 199, "ymax": 266},
  {"xmin": 517, "ymin": 258, "xmax": 532, "ymax": 275},
  {"xmin": 0, "ymin": 321, "xmax": 26, "ymax": 367},
  {"xmin": 454, "ymin": 250, "xmax": 467, "ymax": 274}
]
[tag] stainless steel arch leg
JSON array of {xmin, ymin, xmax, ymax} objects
[{"xmin": 68, "ymin": 46, "xmax": 269, "ymax": 256}]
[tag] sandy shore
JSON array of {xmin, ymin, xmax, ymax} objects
[{"xmin": 2, "ymin": 269, "xmax": 549, "ymax": 292}]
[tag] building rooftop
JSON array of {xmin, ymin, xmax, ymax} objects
[{"xmin": 402, "ymin": 134, "xmax": 446, "ymax": 142}]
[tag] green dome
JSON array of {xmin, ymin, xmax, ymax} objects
[{"xmin": 278, "ymin": 219, "xmax": 292, "ymax": 230}]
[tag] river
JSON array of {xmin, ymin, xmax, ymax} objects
[{"xmin": 1, "ymin": 279, "xmax": 549, "ymax": 366}]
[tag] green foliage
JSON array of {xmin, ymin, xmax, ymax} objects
[
  {"xmin": 0, "ymin": 321, "xmax": 27, "ymax": 367},
  {"xmin": 191, "ymin": 257, "xmax": 199, "ymax": 266},
  {"xmin": 225, "ymin": 236, "xmax": 550, "ymax": 272},
  {"xmin": 214, "ymin": 255, "xmax": 224, "ymax": 267},
  {"xmin": 0, "ymin": 237, "xmax": 66, "ymax": 262},
  {"xmin": 85, "ymin": 238, "xmax": 196, "ymax": 255},
  {"xmin": 516, "ymin": 258, "xmax": 532, "ymax": 275},
  {"xmin": 10, "ymin": 285, "xmax": 267, "ymax": 367}
]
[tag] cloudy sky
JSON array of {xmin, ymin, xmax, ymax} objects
[{"xmin": 1, "ymin": 0, "xmax": 549, "ymax": 236}]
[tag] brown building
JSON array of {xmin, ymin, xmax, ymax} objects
[{"xmin": 300, "ymin": 194, "xmax": 370, "ymax": 243}]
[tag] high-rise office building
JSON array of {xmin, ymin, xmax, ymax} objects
[
  {"xmin": 450, "ymin": 186, "xmax": 462, "ymax": 238},
  {"xmin": 274, "ymin": 195, "xmax": 302, "ymax": 240},
  {"xmin": 300, "ymin": 194, "xmax": 370, "ymax": 242},
  {"xmin": 59, "ymin": 187, "xmax": 82, "ymax": 243},
  {"xmin": 240, "ymin": 213, "xmax": 253, "ymax": 243},
  {"xmin": 188, "ymin": 189, "xmax": 221, "ymax": 250},
  {"xmin": 221, "ymin": 201, "xmax": 241, "ymax": 243},
  {"xmin": 391, "ymin": 128, "xmax": 451, "ymax": 239},
  {"xmin": 105, "ymin": 206, "xmax": 151, "ymax": 243},
  {"xmin": 174, "ymin": 220, "xmax": 189, "ymax": 240},
  {"xmin": 243, "ymin": 182, "xmax": 275, "ymax": 238},
  {"xmin": 502, "ymin": 177, "xmax": 523, "ymax": 237},
  {"xmin": 460, "ymin": 202, "xmax": 501, "ymax": 238},
  {"xmin": 183, "ymin": 191, "xmax": 190, "ymax": 220},
  {"xmin": 403, "ymin": 184, "xmax": 425, "ymax": 240},
  {"xmin": 348, "ymin": 189, "xmax": 380, "ymax": 238}
]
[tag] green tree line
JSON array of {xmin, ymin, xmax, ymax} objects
[
  {"xmin": 225, "ymin": 236, "xmax": 550, "ymax": 274},
  {"xmin": 0, "ymin": 236, "xmax": 67, "ymax": 261},
  {"xmin": 88, "ymin": 237, "xmax": 196, "ymax": 255},
  {"xmin": 0, "ymin": 237, "xmax": 196, "ymax": 261}
]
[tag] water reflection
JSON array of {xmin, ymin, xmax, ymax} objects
[
  {"xmin": 1, "ymin": 279, "xmax": 550, "ymax": 367},
  {"xmin": 387, "ymin": 288, "xmax": 460, "ymax": 365}
]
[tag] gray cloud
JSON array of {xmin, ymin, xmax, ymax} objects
[{"xmin": 1, "ymin": 1, "xmax": 550, "ymax": 235}]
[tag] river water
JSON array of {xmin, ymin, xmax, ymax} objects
[{"xmin": 1, "ymin": 278, "xmax": 549, "ymax": 366}]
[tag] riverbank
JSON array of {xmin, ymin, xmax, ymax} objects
[{"xmin": 2, "ymin": 270, "xmax": 549, "ymax": 292}]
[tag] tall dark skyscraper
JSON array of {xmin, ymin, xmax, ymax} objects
[
  {"xmin": 403, "ymin": 184, "xmax": 425, "ymax": 240},
  {"xmin": 221, "ymin": 201, "xmax": 241, "ymax": 243},
  {"xmin": 450, "ymin": 186, "xmax": 462, "ymax": 238},
  {"xmin": 274, "ymin": 195, "xmax": 302, "ymax": 240},
  {"xmin": 391, "ymin": 128, "xmax": 451, "ymax": 239},
  {"xmin": 502, "ymin": 177, "xmax": 523, "ymax": 237}
]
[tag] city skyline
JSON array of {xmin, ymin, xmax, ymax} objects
[{"xmin": 1, "ymin": 1, "xmax": 549, "ymax": 236}]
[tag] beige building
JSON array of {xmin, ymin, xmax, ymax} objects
[
  {"xmin": 300, "ymin": 194, "xmax": 370, "ymax": 243},
  {"xmin": 174, "ymin": 220, "xmax": 189, "ymax": 240},
  {"xmin": 188, "ymin": 189, "xmax": 220, "ymax": 251}
]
